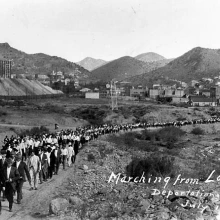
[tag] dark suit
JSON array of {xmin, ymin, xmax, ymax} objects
[
  {"xmin": 0, "ymin": 159, "xmax": 6, "ymax": 203},
  {"xmin": 0, "ymin": 159, "xmax": 3, "ymax": 170},
  {"xmin": 53, "ymin": 149, "xmax": 61, "ymax": 175},
  {"xmin": 12, "ymin": 161, "xmax": 31, "ymax": 203},
  {"xmin": 49, "ymin": 150, "xmax": 56, "ymax": 178},
  {"xmin": 39, "ymin": 153, "xmax": 48, "ymax": 182},
  {"xmin": 2, "ymin": 166, "xmax": 20, "ymax": 209},
  {"xmin": 0, "ymin": 169, "xmax": 4, "ymax": 213}
]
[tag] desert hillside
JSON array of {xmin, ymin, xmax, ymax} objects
[
  {"xmin": 129, "ymin": 47, "xmax": 220, "ymax": 86},
  {"xmin": 77, "ymin": 57, "xmax": 108, "ymax": 71},
  {"xmin": 134, "ymin": 52, "xmax": 165, "ymax": 62},
  {"xmin": 0, "ymin": 43, "xmax": 90, "ymax": 78}
]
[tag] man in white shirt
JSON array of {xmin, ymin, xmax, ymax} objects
[
  {"xmin": 61, "ymin": 146, "xmax": 68, "ymax": 170},
  {"xmin": 67, "ymin": 143, "xmax": 74, "ymax": 167}
]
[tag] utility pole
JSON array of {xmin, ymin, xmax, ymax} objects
[{"xmin": 110, "ymin": 80, "xmax": 118, "ymax": 111}]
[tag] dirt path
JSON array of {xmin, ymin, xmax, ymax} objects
[
  {"xmin": 0, "ymin": 124, "xmax": 33, "ymax": 128},
  {"xmin": 0, "ymin": 154, "xmax": 80, "ymax": 220}
]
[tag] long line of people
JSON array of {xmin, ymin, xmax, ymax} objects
[{"xmin": 0, "ymin": 116, "xmax": 220, "ymax": 214}]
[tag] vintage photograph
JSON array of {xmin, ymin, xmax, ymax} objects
[{"xmin": 1, "ymin": 0, "xmax": 220, "ymax": 219}]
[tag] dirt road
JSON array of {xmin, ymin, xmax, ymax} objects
[{"xmin": 1, "ymin": 156, "xmax": 79, "ymax": 220}]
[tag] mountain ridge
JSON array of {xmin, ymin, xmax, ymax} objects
[
  {"xmin": 0, "ymin": 43, "xmax": 91, "ymax": 79},
  {"xmin": 134, "ymin": 52, "xmax": 165, "ymax": 62},
  {"xmin": 77, "ymin": 57, "xmax": 107, "ymax": 71},
  {"xmin": 126, "ymin": 46, "xmax": 220, "ymax": 86}
]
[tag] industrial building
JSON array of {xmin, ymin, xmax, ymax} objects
[
  {"xmin": 189, "ymin": 96, "xmax": 217, "ymax": 107},
  {"xmin": 0, "ymin": 59, "xmax": 12, "ymax": 78}
]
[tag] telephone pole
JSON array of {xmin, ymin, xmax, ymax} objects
[{"xmin": 110, "ymin": 80, "xmax": 118, "ymax": 110}]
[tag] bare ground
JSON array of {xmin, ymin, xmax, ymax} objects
[{"xmin": 1, "ymin": 149, "xmax": 80, "ymax": 220}]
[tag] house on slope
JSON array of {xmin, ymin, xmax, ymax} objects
[{"xmin": 189, "ymin": 96, "xmax": 217, "ymax": 107}]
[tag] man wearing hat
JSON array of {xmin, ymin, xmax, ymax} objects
[
  {"xmin": 27, "ymin": 151, "xmax": 40, "ymax": 190},
  {"xmin": 1, "ymin": 157, "xmax": 20, "ymax": 212},
  {"xmin": 12, "ymin": 153, "xmax": 31, "ymax": 204},
  {"xmin": 39, "ymin": 148, "xmax": 48, "ymax": 183},
  {"xmin": 53, "ymin": 144, "xmax": 61, "ymax": 175}
]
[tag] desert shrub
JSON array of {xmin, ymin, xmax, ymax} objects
[
  {"xmin": 44, "ymin": 103, "xmax": 65, "ymax": 114},
  {"xmin": 126, "ymin": 155, "xmax": 175, "ymax": 180},
  {"xmin": 106, "ymin": 132, "xmax": 158, "ymax": 152},
  {"xmin": 209, "ymin": 107, "xmax": 215, "ymax": 112},
  {"xmin": 0, "ymin": 110, "xmax": 7, "ymax": 116},
  {"xmin": 176, "ymin": 116, "xmax": 187, "ymax": 121},
  {"xmin": 71, "ymin": 106, "xmax": 108, "ymax": 125},
  {"xmin": 19, "ymin": 125, "xmax": 50, "ymax": 136},
  {"xmin": 194, "ymin": 107, "xmax": 201, "ymax": 111},
  {"xmin": 193, "ymin": 152, "xmax": 220, "ymax": 181},
  {"xmin": 124, "ymin": 132, "xmax": 136, "ymax": 146},
  {"xmin": 87, "ymin": 153, "xmax": 96, "ymax": 162},
  {"xmin": 140, "ymin": 130, "xmax": 159, "ymax": 141},
  {"xmin": 97, "ymin": 145, "xmax": 114, "ymax": 159},
  {"xmin": 9, "ymin": 127, "xmax": 16, "ymax": 132},
  {"xmin": 191, "ymin": 127, "xmax": 204, "ymax": 135},
  {"xmin": 159, "ymin": 127, "xmax": 185, "ymax": 143},
  {"xmin": 141, "ymin": 127, "xmax": 185, "ymax": 144}
]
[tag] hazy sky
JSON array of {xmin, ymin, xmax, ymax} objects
[{"xmin": 1, "ymin": 0, "xmax": 220, "ymax": 62}]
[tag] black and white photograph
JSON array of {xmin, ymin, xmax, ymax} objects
[{"xmin": 1, "ymin": 0, "xmax": 220, "ymax": 219}]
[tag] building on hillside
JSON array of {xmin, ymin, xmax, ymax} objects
[
  {"xmin": 210, "ymin": 87, "xmax": 220, "ymax": 103},
  {"xmin": 189, "ymin": 96, "xmax": 217, "ymax": 107},
  {"xmin": 64, "ymin": 78, "xmax": 71, "ymax": 86},
  {"xmin": 0, "ymin": 59, "xmax": 12, "ymax": 78},
  {"xmin": 200, "ymin": 89, "xmax": 211, "ymax": 97},
  {"xmin": 130, "ymin": 88, "xmax": 146, "ymax": 98},
  {"xmin": 202, "ymin": 78, "xmax": 213, "ymax": 83},
  {"xmin": 80, "ymin": 88, "xmax": 92, "ymax": 93},
  {"xmin": 36, "ymin": 74, "xmax": 49, "ymax": 80},
  {"xmin": 164, "ymin": 89, "xmax": 173, "ymax": 97},
  {"xmin": 99, "ymin": 90, "xmax": 107, "ymax": 98},
  {"xmin": 180, "ymin": 82, "xmax": 188, "ymax": 88},
  {"xmin": 173, "ymin": 89, "xmax": 185, "ymax": 97},
  {"xmin": 172, "ymin": 97, "xmax": 189, "ymax": 103},
  {"xmin": 149, "ymin": 89, "xmax": 162, "ymax": 98},
  {"xmin": 153, "ymin": 84, "xmax": 161, "ymax": 89},
  {"xmin": 11, "ymin": 74, "xmax": 16, "ymax": 79},
  {"xmin": 85, "ymin": 92, "xmax": 99, "ymax": 99},
  {"xmin": 191, "ymin": 80, "xmax": 199, "ymax": 87}
]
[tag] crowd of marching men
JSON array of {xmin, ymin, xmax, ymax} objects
[{"xmin": 0, "ymin": 116, "xmax": 220, "ymax": 214}]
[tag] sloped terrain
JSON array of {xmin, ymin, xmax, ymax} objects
[
  {"xmin": 0, "ymin": 43, "xmax": 91, "ymax": 78},
  {"xmin": 77, "ymin": 57, "xmax": 108, "ymax": 71},
  {"xmin": 0, "ymin": 79, "xmax": 63, "ymax": 96},
  {"xmin": 89, "ymin": 55, "xmax": 174, "ymax": 83},
  {"xmin": 90, "ymin": 56, "xmax": 149, "ymax": 82},
  {"xmin": 129, "ymin": 47, "xmax": 220, "ymax": 86},
  {"xmin": 134, "ymin": 52, "xmax": 165, "ymax": 62}
]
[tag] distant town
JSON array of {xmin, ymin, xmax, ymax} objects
[{"xmin": 1, "ymin": 56, "xmax": 220, "ymax": 107}]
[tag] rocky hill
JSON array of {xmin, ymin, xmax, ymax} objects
[
  {"xmin": 0, "ymin": 43, "xmax": 91, "ymax": 78},
  {"xmin": 129, "ymin": 47, "xmax": 220, "ymax": 86},
  {"xmin": 89, "ymin": 54, "xmax": 174, "ymax": 83},
  {"xmin": 77, "ymin": 57, "xmax": 107, "ymax": 71},
  {"xmin": 134, "ymin": 52, "xmax": 165, "ymax": 62},
  {"xmin": 90, "ymin": 56, "xmax": 148, "ymax": 82}
]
